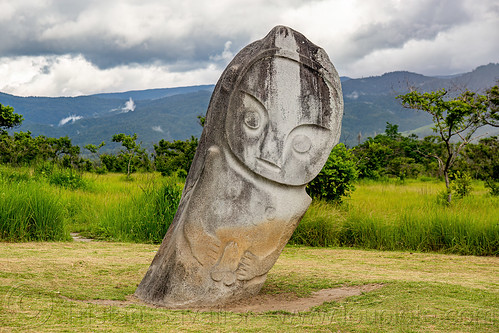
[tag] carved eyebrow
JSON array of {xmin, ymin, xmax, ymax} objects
[
  {"xmin": 240, "ymin": 90, "xmax": 269, "ymax": 117},
  {"xmin": 240, "ymin": 89, "xmax": 263, "ymax": 104}
]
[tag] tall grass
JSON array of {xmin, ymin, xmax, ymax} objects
[
  {"xmin": 293, "ymin": 180, "xmax": 498, "ymax": 256},
  {"xmin": 57, "ymin": 173, "xmax": 172, "ymax": 237},
  {"xmin": 290, "ymin": 200, "xmax": 343, "ymax": 247},
  {"xmin": 0, "ymin": 174, "xmax": 69, "ymax": 241},
  {"xmin": 340, "ymin": 209, "xmax": 498, "ymax": 255},
  {"xmin": 96, "ymin": 177, "xmax": 183, "ymax": 243},
  {"xmin": 2, "ymin": 164, "xmax": 497, "ymax": 255},
  {"xmin": 0, "ymin": 166, "xmax": 183, "ymax": 243}
]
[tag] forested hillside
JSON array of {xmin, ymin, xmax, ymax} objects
[{"xmin": 1, "ymin": 63, "xmax": 498, "ymax": 150}]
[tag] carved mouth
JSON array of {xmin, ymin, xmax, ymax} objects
[{"xmin": 256, "ymin": 158, "xmax": 281, "ymax": 173}]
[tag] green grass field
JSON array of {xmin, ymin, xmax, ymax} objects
[{"xmin": 0, "ymin": 167, "xmax": 497, "ymax": 331}]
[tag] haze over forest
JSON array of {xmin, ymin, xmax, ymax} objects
[{"xmin": 1, "ymin": 63, "xmax": 498, "ymax": 150}]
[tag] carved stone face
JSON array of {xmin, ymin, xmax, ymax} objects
[{"xmin": 225, "ymin": 56, "xmax": 334, "ymax": 186}]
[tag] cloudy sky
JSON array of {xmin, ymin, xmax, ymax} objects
[{"xmin": 1, "ymin": 0, "xmax": 498, "ymax": 97}]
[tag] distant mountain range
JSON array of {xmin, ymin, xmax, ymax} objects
[
  {"xmin": 340, "ymin": 63, "xmax": 499, "ymax": 144},
  {"xmin": 1, "ymin": 64, "xmax": 498, "ymax": 151}
]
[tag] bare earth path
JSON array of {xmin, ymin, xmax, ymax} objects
[
  {"xmin": 209, "ymin": 283, "xmax": 383, "ymax": 312},
  {"xmin": 61, "ymin": 283, "xmax": 383, "ymax": 313}
]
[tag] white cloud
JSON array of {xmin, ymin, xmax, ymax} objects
[
  {"xmin": 152, "ymin": 126, "xmax": 163, "ymax": 133},
  {"xmin": 346, "ymin": 91, "xmax": 360, "ymax": 100},
  {"xmin": 0, "ymin": 0, "xmax": 497, "ymax": 96},
  {"xmin": 342, "ymin": 6, "xmax": 499, "ymax": 78},
  {"xmin": 59, "ymin": 115, "xmax": 83, "ymax": 126},
  {"xmin": 0, "ymin": 54, "xmax": 223, "ymax": 96},
  {"xmin": 122, "ymin": 97, "xmax": 136, "ymax": 113},
  {"xmin": 209, "ymin": 41, "xmax": 234, "ymax": 62}
]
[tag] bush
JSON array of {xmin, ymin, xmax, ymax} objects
[
  {"xmin": 307, "ymin": 143, "xmax": 358, "ymax": 203},
  {"xmin": 34, "ymin": 161, "xmax": 54, "ymax": 177},
  {"xmin": 450, "ymin": 171, "xmax": 473, "ymax": 199},
  {"xmin": 154, "ymin": 136, "xmax": 198, "ymax": 176},
  {"xmin": 485, "ymin": 178, "xmax": 499, "ymax": 196},
  {"xmin": 48, "ymin": 168, "xmax": 87, "ymax": 190},
  {"xmin": 436, "ymin": 188, "xmax": 452, "ymax": 206},
  {"xmin": 0, "ymin": 165, "xmax": 30, "ymax": 183},
  {"xmin": 34, "ymin": 163, "xmax": 87, "ymax": 190},
  {"xmin": 95, "ymin": 165, "xmax": 108, "ymax": 175}
]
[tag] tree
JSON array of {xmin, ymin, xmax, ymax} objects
[
  {"xmin": 353, "ymin": 139, "xmax": 393, "ymax": 179},
  {"xmin": 84, "ymin": 141, "xmax": 106, "ymax": 171},
  {"xmin": 397, "ymin": 88, "xmax": 491, "ymax": 203},
  {"xmin": 48, "ymin": 136, "xmax": 80, "ymax": 159},
  {"xmin": 457, "ymin": 136, "xmax": 499, "ymax": 180},
  {"xmin": 197, "ymin": 115, "xmax": 206, "ymax": 127},
  {"xmin": 384, "ymin": 122, "xmax": 400, "ymax": 139},
  {"xmin": 0, "ymin": 103, "xmax": 23, "ymax": 133},
  {"xmin": 351, "ymin": 123, "xmax": 429, "ymax": 180},
  {"xmin": 154, "ymin": 136, "xmax": 199, "ymax": 177},
  {"xmin": 99, "ymin": 153, "xmax": 126, "ymax": 173},
  {"xmin": 84, "ymin": 141, "xmax": 106, "ymax": 155},
  {"xmin": 484, "ymin": 84, "xmax": 499, "ymax": 127},
  {"xmin": 112, "ymin": 133, "xmax": 143, "ymax": 178}
]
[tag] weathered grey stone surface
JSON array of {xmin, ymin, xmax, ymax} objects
[{"xmin": 135, "ymin": 25, "xmax": 343, "ymax": 307}]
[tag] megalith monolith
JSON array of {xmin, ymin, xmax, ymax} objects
[{"xmin": 135, "ymin": 25, "xmax": 343, "ymax": 307}]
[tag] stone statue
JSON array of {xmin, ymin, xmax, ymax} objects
[{"xmin": 135, "ymin": 25, "xmax": 343, "ymax": 307}]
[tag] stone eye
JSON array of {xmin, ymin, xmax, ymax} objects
[
  {"xmin": 244, "ymin": 110, "xmax": 260, "ymax": 129},
  {"xmin": 292, "ymin": 135, "xmax": 312, "ymax": 153}
]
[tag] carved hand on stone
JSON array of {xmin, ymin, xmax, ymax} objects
[
  {"xmin": 184, "ymin": 221, "xmax": 221, "ymax": 267},
  {"xmin": 211, "ymin": 241, "xmax": 240, "ymax": 286},
  {"xmin": 235, "ymin": 251, "xmax": 259, "ymax": 281}
]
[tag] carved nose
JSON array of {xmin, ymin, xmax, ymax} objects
[
  {"xmin": 256, "ymin": 157, "xmax": 281, "ymax": 173},
  {"xmin": 258, "ymin": 131, "xmax": 283, "ymax": 171}
]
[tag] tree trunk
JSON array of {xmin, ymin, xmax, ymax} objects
[
  {"xmin": 444, "ymin": 170, "xmax": 452, "ymax": 203},
  {"xmin": 127, "ymin": 154, "xmax": 132, "ymax": 178}
]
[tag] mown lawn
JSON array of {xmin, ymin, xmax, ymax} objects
[{"xmin": 0, "ymin": 242, "xmax": 497, "ymax": 332}]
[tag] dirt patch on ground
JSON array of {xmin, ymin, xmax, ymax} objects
[
  {"xmin": 219, "ymin": 284, "xmax": 383, "ymax": 313},
  {"xmin": 61, "ymin": 284, "xmax": 383, "ymax": 313},
  {"xmin": 70, "ymin": 233, "xmax": 93, "ymax": 242}
]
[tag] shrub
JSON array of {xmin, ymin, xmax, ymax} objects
[
  {"xmin": 485, "ymin": 178, "xmax": 499, "ymax": 196},
  {"xmin": 436, "ymin": 188, "xmax": 452, "ymax": 206},
  {"xmin": 307, "ymin": 143, "xmax": 358, "ymax": 203},
  {"xmin": 0, "ymin": 166, "xmax": 30, "ymax": 183},
  {"xmin": 34, "ymin": 161, "xmax": 55, "ymax": 177},
  {"xmin": 154, "ymin": 136, "xmax": 198, "ymax": 176},
  {"xmin": 48, "ymin": 168, "xmax": 87, "ymax": 190},
  {"xmin": 450, "ymin": 171, "xmax": 473, "ymax": 199},
  {"xmin": 95, "ymin": 165, "xmax": 108, "ymax": 175},
  {"xmin": 34, "ymin": 163, "xmax": 87, "ymax": 190}
]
